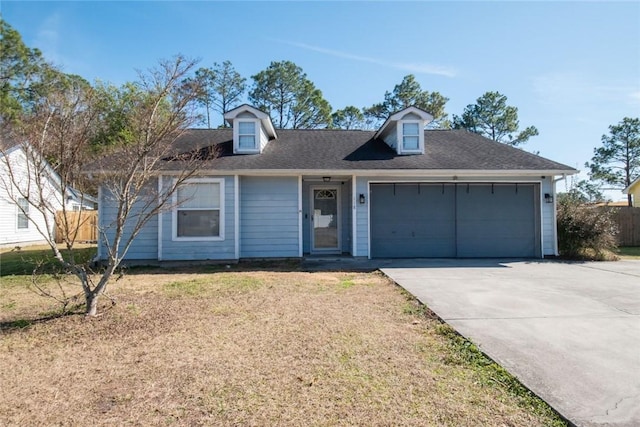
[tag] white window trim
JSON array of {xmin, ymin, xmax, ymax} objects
[
  {"xmin": 172, "ymin": 177, "xmax": 225, "ymax": 242},
  {"xmin": 397, "ymin": 120, "xmax": 424, "ymax": 154},
  {"xmin": 234, "ymin": 119, "xmax": 260, "ymax": 153}
]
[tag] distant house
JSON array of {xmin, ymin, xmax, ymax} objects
[
  {"xmin": 0, "ymin": 142, "xmax": 94, "ymax": 248},
  {"xmin": 96, "ymin": 104, "xmax": 577, "ymax": 262},
  {"xmin": 623, "ymin": 176, "xmax": 640, "ymax": 207}
]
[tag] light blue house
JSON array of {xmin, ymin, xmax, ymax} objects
[{"xmin": 97, "ymin": 104, "xmax": 576, "ymax": 261}]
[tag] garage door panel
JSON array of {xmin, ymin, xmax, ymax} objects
[
  {"xmin": 456, "ymin": 184, "xmax": 537, "ymax": 258},
  {"xmin": 370, "ymin": 184, "xmax": 455, "ymax": 258},
  {"xmin": 370, "ymin": 182, "xmax": 540, "ymax": 259}
]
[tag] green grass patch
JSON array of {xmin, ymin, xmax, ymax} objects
[
  {"xmin": 163, "ymin": 274, "xmax": 263, "ymax": 297},
  {"xmin": 213, "ymin": 274, "xmax": 262, "ymax": 291},
  {"xmin": 0, "ymin": 245, "xmax": 96, "ymax": 277},
  {"xmin": 615, "ymin": 246, "xmax": 640, "ymax": 259},
  {"xmin": 163, "ymin": 278, "xmax": 211, "ymax": 296},
  {"xmin": 435, "ymin": 323, "xmax": 567, "ymax": 426},
  {"xmin": 338, "ymin": 277, "xmax": 356, "ymax": 289},
  {"xmin": 2, "ymin": 301, "xmax": 17, "ymax": 310}
]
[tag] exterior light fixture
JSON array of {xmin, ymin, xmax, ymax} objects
[
  {"xmin": 359, "ymin": 194, "xmax": 366, "ymax": 204},
  {"xmin": 323, "ymin": 176, "xmax": 331, "ymax": 182},
  {"xmin": 544, "ymin": 193, "xmax": 553, "ymax": 203}
]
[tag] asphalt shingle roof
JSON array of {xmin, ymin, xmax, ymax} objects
[{"xmin": 155, "ymin": 128, "xmax": 575, "ymax": 173}]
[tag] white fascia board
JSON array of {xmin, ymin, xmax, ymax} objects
[{"xmin": 157, "ymin": 169, "xmax": 579, "ymax": 178}]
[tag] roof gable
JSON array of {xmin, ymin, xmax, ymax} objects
[
  {"xmin": 623, "ymin": 176, "xmax": 640, "ymax": 194},
  {"xmin": 374, "ymin": 106, "xmax": 434, "ymax": 140},
  {"xmin": 224, "ymin": 104, "xmax": 277, "ymax": 139}
]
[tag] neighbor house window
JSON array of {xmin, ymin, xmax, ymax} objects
[
  {"xmin": 17, "ymin": 198, "xmax": 29, "ymax": 229},
  {"xmin": 238, "ymin": 121, "xmax": 257, "ymax": 150},
  {"xmin": 402, "ymin": 122, "xmax": 420, "ymax": 151},
  {"xmin": 173, "ymin": 179, "xmax": 224, "ymax": 240}
]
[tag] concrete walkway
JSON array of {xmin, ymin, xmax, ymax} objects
[{"xmin": 381, "ymin": 259, "xmax": 640, "ymax": 427}]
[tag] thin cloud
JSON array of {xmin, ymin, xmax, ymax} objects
[
  {"xmin": 35, "ymin": 13, "xmax": 63, "ymax": 65},
  {"xmin": 533, "ymin": 72, "xmax": 640, "ymax": 108},
  {"xmin": 273, "ymin": 39, "xmax": 457, "ymax": 78},
  {"xmin": 33, "ymin": 12, "xmax": 89, "ymax": 75}
]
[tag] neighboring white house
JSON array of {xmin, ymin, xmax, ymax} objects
[{"xmin": 0, "ymin": 142, "xmax": 94, "ymax": 248}]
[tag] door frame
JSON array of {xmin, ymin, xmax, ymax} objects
[{"xmin": 310, "ymin": 185, "xmax": 341, "ymax": 253}]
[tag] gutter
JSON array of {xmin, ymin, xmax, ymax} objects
[{"xmin": 132, "ymin": 169, "xmax": 579, "ymax": 178}]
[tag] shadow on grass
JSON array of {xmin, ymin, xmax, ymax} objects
[
  {"xmin": 0, "ymin": 307, "xmax": 84, "ymax": 334},
  {"xmin": 107, "ymin": 257, "xmax": 522, "ymax": 276}
]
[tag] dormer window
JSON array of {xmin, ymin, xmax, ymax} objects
[
  {"xmin": 224, "ymin": 104, "xmax": 278, "ymax": 155},
  {"xmin": 374, "ymin": 106, "xmax": 433, "ymax": 156},
  {"xmin": 402, "ymin": 122, "xmax": 420, "ymax": 151},
  {"xmin": 238, "ymin": 121, "xmax": 257, "ymax": 150}
]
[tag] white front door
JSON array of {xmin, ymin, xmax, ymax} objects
[{"xmin": 311, "ymin": 186, "xmax": 340, "ymax": 253}]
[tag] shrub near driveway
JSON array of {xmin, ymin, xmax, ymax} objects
[
  {"xmin": 556, "ymin": 196, "xmax": 618, "ymax": 260},
  {"xmin": 0, "ymin": 269, "xmax": 565, "ymax": 426}
]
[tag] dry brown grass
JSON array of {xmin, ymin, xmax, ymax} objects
[{"xmin": 0, "ymin": 267, "xmax": 563, "ymax": 426}]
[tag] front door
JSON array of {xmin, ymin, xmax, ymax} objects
[{"xmin": 311, "ymin": 186, "xmax": 340, "ymax": 253}]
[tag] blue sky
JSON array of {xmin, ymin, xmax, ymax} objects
[{"xmin": 3, "ymin": 1, "xmax": 639, "ymax": 199}]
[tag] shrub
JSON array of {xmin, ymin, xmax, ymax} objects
[{"xmin": 556, "ymin": 195, "xmax": 618, "ymax": 260}]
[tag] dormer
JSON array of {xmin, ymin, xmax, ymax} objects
[
  {"xmin": 374, "ymin": 106, "xmax": 433, "ymax": 155},
  {"xmin": 224, "ymin": 104, "xmax": 277, "ymax": 154}
]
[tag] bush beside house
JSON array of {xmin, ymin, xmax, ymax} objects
[{"xmin": 556, "ymin": 195, "xmax": 618, "ymax": 260}]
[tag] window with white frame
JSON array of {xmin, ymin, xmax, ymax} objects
[
  {"xmin": 174, "ymin": 179, "xmax": 224, "ymax": 240},
  {"xmin": 17, "ymin": 198, "xmax": 29, "ymax": 229},
  {"xmin": 238, "ymin": 121, "xmax": 257, "ymax": 150},
  {"xmin": 402, "ymin": 122, "xmax": 420, "ymax": 151}
]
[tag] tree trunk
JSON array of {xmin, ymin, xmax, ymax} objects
[
  {"xmin": 629, "ymin": 193, "xmax": 633, "ymax": 207},
  {"xmin": 85, "ymin": 292, "xmax": 99, "ymax": 316}
]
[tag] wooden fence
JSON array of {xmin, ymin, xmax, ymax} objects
[
  {"xmin": 611, "ymin": 207, "xmax": 640, "ymax": 246},
  {"xmin": 55, "ymin": 211, "xmax": 98, "ymax": 243}
]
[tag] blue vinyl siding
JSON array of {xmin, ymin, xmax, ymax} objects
[
  {"xmin": 240, "ymin": 176, "xmax": 299, "ymax": 258},
  {"xmin": 98, "ymin": 182, "xmax": 158, "ymax": 260},
  {"xmin": 160, "ymin": 176, "xmax": 236, "ymax": 261},
  {"xmin": 97, "ymin": 173, "xmax": 558, "ymax": 262}
]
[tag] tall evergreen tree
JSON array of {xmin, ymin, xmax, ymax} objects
[
  {"xmin": 586, "ymin": 117, "xmax": 640, "ymax": 206},
  {"xmin": 452, "ymin": 91, "xmax": 538, "ymax": 146},
  {"xmin": 189, "ymin": 61, "xmax": 245, "ymax": 128},
  {"xmin": 0, "ymin": 18, "xmax": 50, "ymax": 125},
  {"xmin": 249, "ymin": 61, "xmax": 331, "ymax": 129},
  {"xmin": 363, "ymin": 75, "xmax": 448, "ymax": 127},
  {"xmin": 331, "ymin": 106, "xmax": 366, "ymax": 130}
]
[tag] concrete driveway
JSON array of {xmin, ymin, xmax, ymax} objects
[{"xmin": 381, "ymin": 259, "xmax": 640, "ymax": 427}]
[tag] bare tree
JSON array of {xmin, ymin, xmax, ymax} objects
[
  {"xmin": 1, "ymin": 55, "xmax": 208, "ymax": 316},
  {"xmin": 188, "ymin": 61, "xmax": 246, "ymax": 128}
]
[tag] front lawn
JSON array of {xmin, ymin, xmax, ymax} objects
[
  {"xmin": 0, "ymin": 266, "xmax": 565, "ymax": 426},
  {"xmin": 615, "ymin": 246, "xmax": 640, "ymax": 259},
  {"xmin": 0, "ymin": 244, "xmax": 97, "ymax": 276}
]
